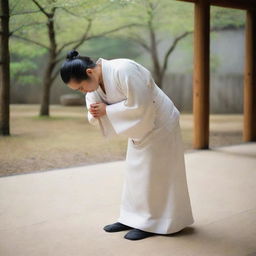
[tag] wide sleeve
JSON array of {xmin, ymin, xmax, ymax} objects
[
  {"xmin": 105, "ymin": 63, "xmax": 156, "ymax": 139},
  {"xmin": 85, "ymin": 92, "xmax": 117, "ymax": 138},
  {"xmin": 85, "ymin": 92, "xmax": 100, "ymax": 127}
]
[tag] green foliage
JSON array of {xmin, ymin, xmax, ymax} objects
[
  {"xmin": 17, "ymin": 75, "xmax": 40, "ymax": 85},
  {"xmin": 9, "ymin": 40, "xmax": 43, "ymax": 86},
  {"xmin": 11, "ymin": 60, "xmax": 37, "ymax": 75},
  {"xmin": 7, "ymin": 0, "xmax": 246, "ymax": 87},
  {"xmin": 80, "ymin": 36, "xmax": 141, "ymax": 60},
  {"xmin": 10, "ymin": 59, "xmax": 40, "ymax": 86},
  {"xmin": 10, "ymin": 40, "xmax": 47, "ymax": 57},
  {"xmin": 211, "ymin": 6, "xmax": 245, "ymax": 29}
]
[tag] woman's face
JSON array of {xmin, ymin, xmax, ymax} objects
[{"xmin": 67, "ymin": 67, "xmax": 100, "ymax": 93}]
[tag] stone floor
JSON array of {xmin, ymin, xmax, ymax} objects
[{"xmin": 0, "ymin": 142, "xmax": 255, "ymax": 256}]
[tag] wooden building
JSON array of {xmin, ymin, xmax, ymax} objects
[{"xmin": 177, "ymin": 0, "xmax": 256, "ymax": 149}]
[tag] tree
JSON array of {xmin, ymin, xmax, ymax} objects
[
  {"xmin": 10, "ymin": 0, "xmax": 140, "ymax": 116},
  {"xmin": 111, "ymin": 0, "xmax": 245, "ymax": 88},
  {"xmin": 0, "ymin": 0, "xmax": 11, "ymax": 135}
]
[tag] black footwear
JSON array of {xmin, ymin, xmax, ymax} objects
[
  {"xmin": 124, "ymin": 228, "xmax": 156, "ymax": 240},
  {"xmin": 103, "ymin": 222, "xmax": 133, "ymax": 232}
]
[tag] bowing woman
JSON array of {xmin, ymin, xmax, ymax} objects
[{"xmin": 60, "ymin": 49, "xmax": 194, "ymax": 241}]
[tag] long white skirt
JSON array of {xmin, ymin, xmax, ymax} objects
[{"xmin": 117, "ymin": 88, "xmax": 194, "ymax": 234}]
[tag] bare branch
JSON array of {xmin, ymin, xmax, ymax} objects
[
  {"xmin": 11, "ymin": 9, "xmax": 42, "ymax": 16},
  {"xmin": 86, "ymin": 23, "xmax": 142, "ymax": 41},
  {"xmin": 11, "ymin": 34, "xmax": 50, "ymax": 49},
  {"xmin": 31, "ymin": 0, "xmax": 50, "ymax": 17},
  {"xmin": 125, "ymin": 34, "xmax": 150, "ymax": 51},
  {"xmin": 9, "ymin": 0, "xmax": 22, "ymax": 15},
  {"xmin": 59, "ymin": 3, "xmax": 112, "ymax": 18},
  {"xmin": 10, "ymin": 22, "xmax": 45, "ymax": 35},
  {"xmin": 53, "ymin": 56, "xmax": 65, "ymax": 66},
  {"xmin": 67, "ymin": 20, "xmax": 92, "ymax": 49},
  {"xmin": 161, "ymin": 26, "xmax": 222, "ymax": 76},
  {"xmin": 161, "ymin": 31, "xmax": 192, "ymax": 76},
  {"xmin": 54, "ymin": 22, "xmax": 142, "ymax": 69},
  {"xmin": 56, "ymin": 18, "xmax": 93, "ymax": 56},
  {"xmin": 57, "ymin": 22, "xmax": 140, "ymax": 57},
  {"xmin": 51, "ymin": 68, "xmax": 60, "ymax": 83}
]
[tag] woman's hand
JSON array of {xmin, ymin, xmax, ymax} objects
[{"xmin": 89, "ymin": 102, "xmax": 106, "ymax": 118}]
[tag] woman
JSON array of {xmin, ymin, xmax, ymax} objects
[{"xmin": 60, "ymin": 49, "xmax": 194, "ymax": 241}]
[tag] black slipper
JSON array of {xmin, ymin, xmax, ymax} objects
[
  {"xmin": 124, "ymin": 228, "xmax": 156, "ymax": 240},
  {"xmin": 103, "ymin": 222, "xmax": 133, "ymax": 232}
]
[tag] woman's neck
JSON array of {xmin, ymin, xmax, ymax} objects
[{"xmin": 98, "ymin": 64, "xmax": 106, "ymax": 93}]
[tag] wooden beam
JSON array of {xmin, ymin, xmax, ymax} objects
[
  {"xmin": 193, "ymin": 0, "xmax": 210, "ymax": 149},
  {"xmin": 211, "ymin": 0, "xmax": 256, "ymax": 10},
  {"xmin": 243, "ymin": 9, "xmax": 256, "ymax": 141},
  {"xmin": 177, "ymin": 0, "xmax": 256, "ymax": 10},
  {"xmin": 177, "ymin": 0, "xmax": 195, "ymax": 3}
]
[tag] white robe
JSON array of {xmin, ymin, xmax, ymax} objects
[{"xmin": 85, "ymin": 57, "xmax": 194, "ymax": 234}]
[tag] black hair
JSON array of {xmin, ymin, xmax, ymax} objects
[{"xmin": 60, "ymin": 49, "xmax": 97, "ymax": 84}]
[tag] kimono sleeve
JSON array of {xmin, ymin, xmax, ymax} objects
[
  {"xmin": 85, "ymin": 92, "xmax": 100, "ymax": 127},
  {"xmin": 105, "ymin": 64, "xmax": 156, "ymax": 139},
  {"xmin": 85, "ymin": 92, "xmax": 117, "ymax": 138}
]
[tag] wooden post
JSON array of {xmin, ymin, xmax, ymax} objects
[
  {"xmin": 243, "ymin": 9, "xmax": 256, "ymax": 142},
  {"xmin": 193, "ymin": 0, "xmax": 210, "ymax": 149}
]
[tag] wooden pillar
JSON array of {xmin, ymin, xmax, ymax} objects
[
  {"xmin": 243, "ymin": 9, "xmax": 256, "ymax": 141},
  {"xmin": 193, "ymin": 0, "xmax": 210, "ymax": 149}
]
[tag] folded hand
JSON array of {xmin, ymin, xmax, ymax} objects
[{"xmin": 89, "ymin": 102, "xmax": 106, "ymax": 118}]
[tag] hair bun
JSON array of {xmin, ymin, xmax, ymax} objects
[{"xmin": 66, "ymin": 49, "xmax": 79, "ymax": 60}]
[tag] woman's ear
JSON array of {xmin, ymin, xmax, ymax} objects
[{"xmin": 85, "ymin": 68, "xmax": 93, "ymax": 77}]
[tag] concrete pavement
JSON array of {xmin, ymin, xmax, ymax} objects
[{"xmin": 0, "ymin": 142, "xmax": 255, "ymax": 256}]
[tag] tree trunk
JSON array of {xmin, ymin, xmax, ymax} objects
[
  {"xmin": 39, "ymin": 58, "xmax": 55, "ymax": 116},
  {"xmin": 0, "ymin": 0, "xmax": 10, "ymax": 135},
  {"xmin": 39, "ymin": 12, "xmax": 57, "ymax": 116},
  {"xmin": 149, "ymin": 27, "xmax": 163, "ymax": 88}
]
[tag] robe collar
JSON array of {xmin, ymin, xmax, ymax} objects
[{"xmin": 96, "ymin": 57, "xmax": 109, "ymax": 96}]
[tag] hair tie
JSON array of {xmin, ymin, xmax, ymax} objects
[{"xmin": 67, "ymin": 49, "xmax": 79, "ymax": 61}]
